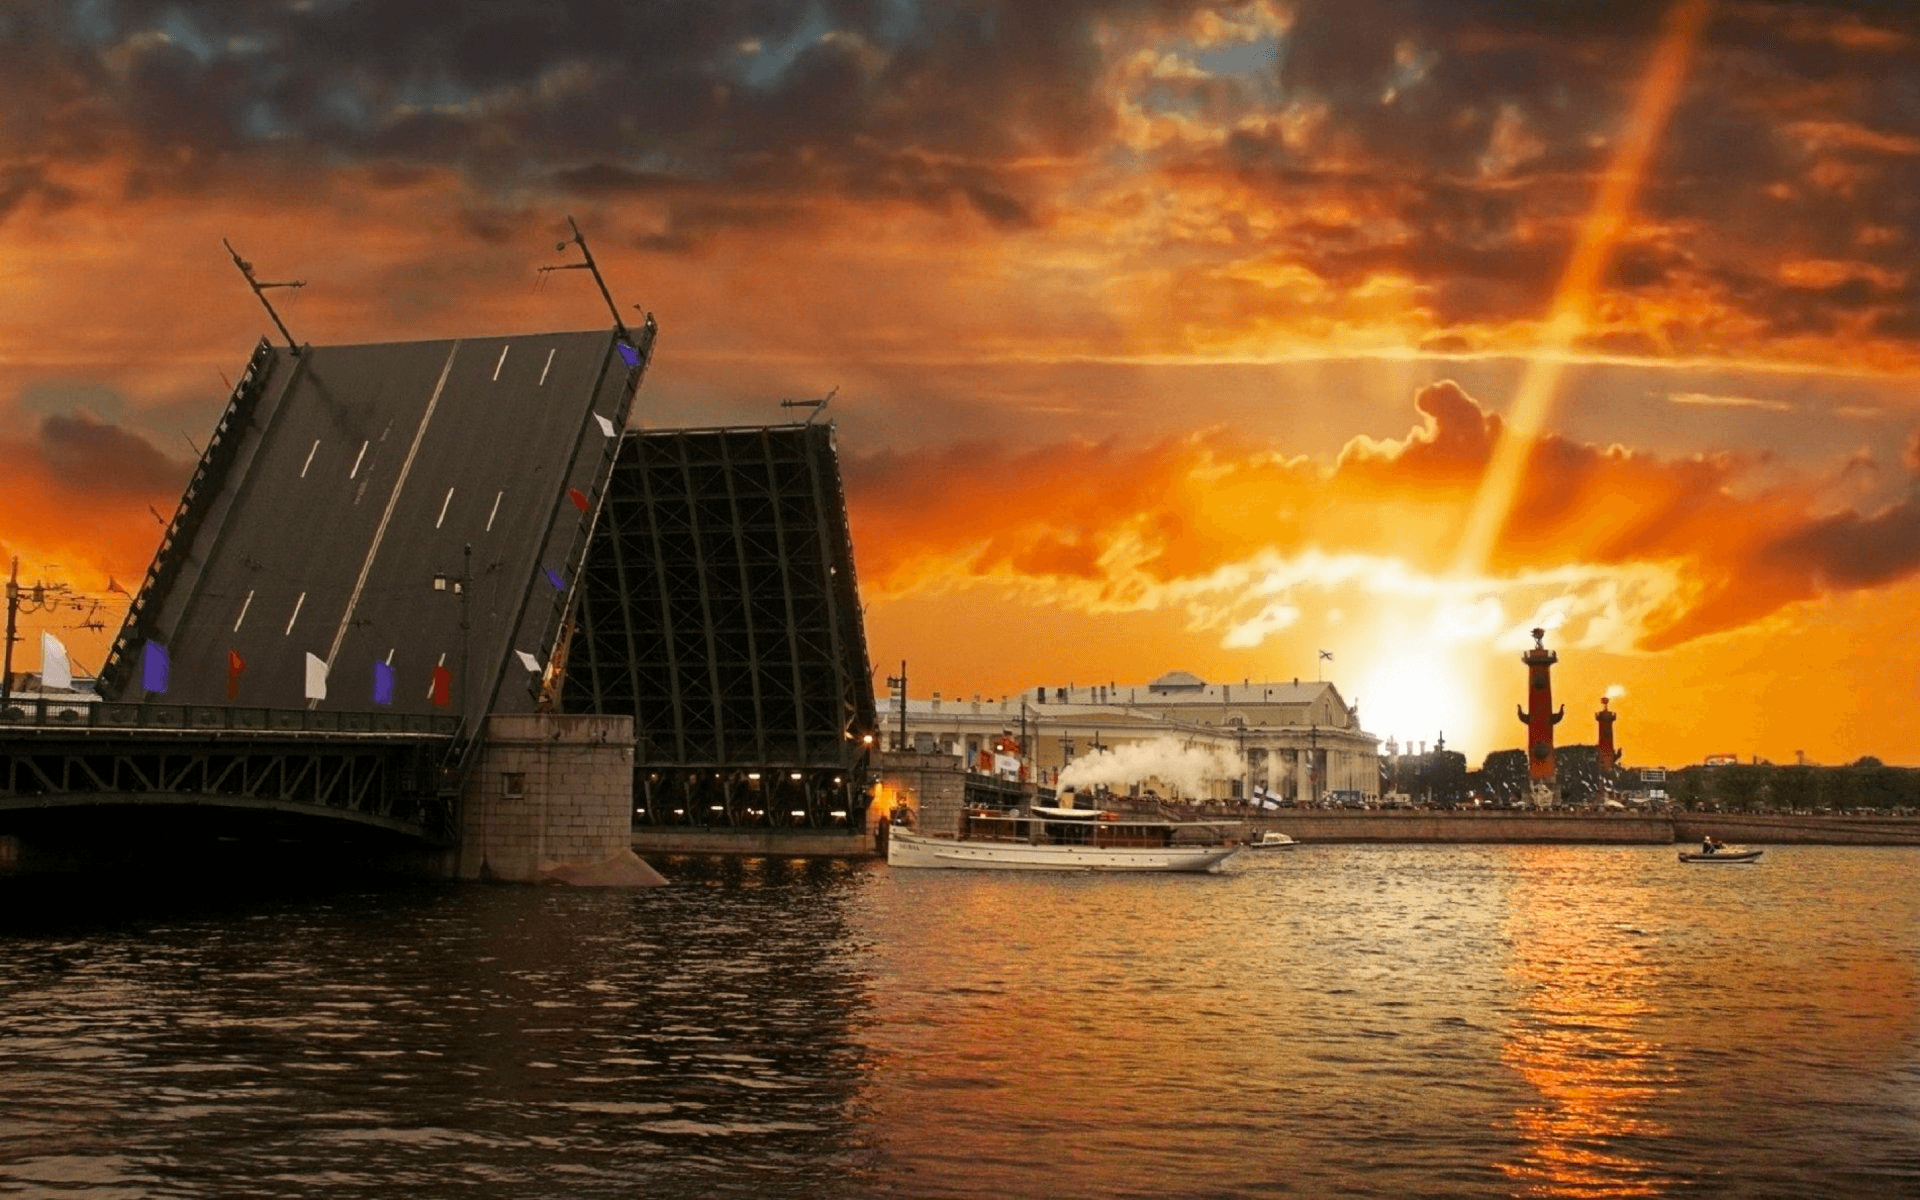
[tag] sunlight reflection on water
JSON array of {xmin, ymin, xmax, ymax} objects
[{"xmin": 0, "ymin": 847, "xmax": 1916, "ymax": 1198}]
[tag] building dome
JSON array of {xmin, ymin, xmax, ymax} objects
[{"xmin": 1147, "ymin": 670, "xmax": 1206, "ymax": 694}]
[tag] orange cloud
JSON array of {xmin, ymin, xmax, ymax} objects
[{"xmin": 845, "ymin": 378, "xmax": 1920, "ymax": 655}]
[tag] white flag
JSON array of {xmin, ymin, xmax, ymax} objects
[
  {"xmin": 304, "ymin": 652, "xmax": 328, "ymax": 700},
  {"xmin": 40, "ymin": 632, "xmax": 71, "ymax": 690},
  {"xmin": 593, "ymin": 413, "xmax": 617, "ymax": 438},
  {"xmin": 515, "ymin": 650, "xmax": 541, "ymax": 673}
]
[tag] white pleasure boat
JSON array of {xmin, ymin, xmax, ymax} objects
[{"xmin": 886, "ymin": 805, "xmax": 1241, "ymax": 873}]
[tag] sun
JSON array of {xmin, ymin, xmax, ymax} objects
[{"xmin": 1352, "ymin": 647, "xmax": 1487, "ymax": 758}]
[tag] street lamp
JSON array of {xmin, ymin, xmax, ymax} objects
[
  {"xmin": 884, "ymin": 660, "xmax": 907, "ymax": 750},
  {"xmin": 432, "ymin": 542, "xmax": 473, "ymax": 724}
]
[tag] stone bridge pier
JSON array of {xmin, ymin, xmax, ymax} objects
[{"xmin": 459, "ymin": 714, "xmax": 664, "ymax": 886}]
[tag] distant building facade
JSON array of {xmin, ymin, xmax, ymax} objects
[{"xmin": 877, "ymin": 670, "xmax": 1381, "ymax": 804}]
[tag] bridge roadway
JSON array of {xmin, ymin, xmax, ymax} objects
[
  {"xmin": 0, "ymin": 698, "xmax": 461, "ymax": 846},
  {"xmin": 99, "ymin": 325, "xmax": 652, "ymax": 728}
]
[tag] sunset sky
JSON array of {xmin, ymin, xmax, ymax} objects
[{"xmin": 5, "ymin": 0, "xmax": 1920, "ymax": 768}]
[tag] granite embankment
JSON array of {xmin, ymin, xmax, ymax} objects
[{"xmin": 1251, "ymin": 810, "xmax": 1920, "ymax": 845}]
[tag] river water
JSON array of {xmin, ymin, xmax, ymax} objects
[{"xmin": 2, "ymin": 845, "xmax": 1916, "ymax": 1198}]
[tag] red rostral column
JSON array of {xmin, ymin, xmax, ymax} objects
[
  {"xmin": 1516, "ymin": 627, "xmax": 1564, "ymax": 802},
  {"xmin": 1596, "ymin": 696, "xmax": 1620, "ymax": 796}
]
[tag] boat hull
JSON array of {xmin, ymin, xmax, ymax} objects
[
  {"xmin": 1678, "ymin": 849, "xmax": 1763, "ymax": 863},
  {"xmin": 886, "ymin": 828, "xmax": 1240, "ymax": 873}
]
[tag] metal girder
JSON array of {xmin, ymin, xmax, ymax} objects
[
  {"xmin": 561, "ymin": 424, "xmax": 878, "ymax": 829},
  {"xmin": 0, "ymin": 732, "xmax": 456, "ymax": 841}
]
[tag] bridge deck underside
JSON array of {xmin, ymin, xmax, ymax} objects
[{"xmin": 562, "ymin": 425, "xmax": 877, "ymax": 829}]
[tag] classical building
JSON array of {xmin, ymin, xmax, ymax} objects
[{"xmin": 876, "ymin": 670, "xmax": 1381, "ymax": 804}]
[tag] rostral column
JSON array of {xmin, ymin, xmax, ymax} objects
[
  {"xmin": 1517, "ymin": 627, "xmax": 1564, "ymax": 805},
  {"xmin": 1595, "ymin": 695, "xmax": 1620, "ymax": 799}
]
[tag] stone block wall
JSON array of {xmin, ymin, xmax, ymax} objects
[
  {"xmin": 458, "ymin": 713, "xmax": 662, "ymax": 884},
  {"xmin": 872, "ymin": 750, "xmax": 969, "ymax": 840}
]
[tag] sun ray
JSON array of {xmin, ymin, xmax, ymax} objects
[{"xmin": 1452, "ymin": 0, "xmax": 1715, "ymax": 576}]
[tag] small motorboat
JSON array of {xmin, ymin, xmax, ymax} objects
[
  {"xmin": 1247, "ymin": 830, "xmax": 1298, "ymax": 850},
  {"xmin": 1678, "ymin": 847, "xmax": 1762, "ymax": 863}
]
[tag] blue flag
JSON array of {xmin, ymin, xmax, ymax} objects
[
  {"xmin": 544, "ymin": 566, "xmax": 565, "ymax": 591},
  {"xmin": 142, "ymin": 640, "xmax": 170, "ymax": 694},
  {"xmin": 372, "ymin": 659, "xmax": 395, "ymax": 707},
  {"xmin": 616, "ymin": 341, "xmax": 640, "ymax": 368}
]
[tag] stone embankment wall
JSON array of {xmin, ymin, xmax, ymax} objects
[
  {"xmin": 1255, "ymin": 811, "xmax": 1673, "ymax": 844},
  {"xmin": 459, "ymin": 714, "xmax": 664, "ymax": 885},
  {"xmin": 631, "ymin": 829, "xmax": 871, "ymax": 858},
  {"xmin": 1671, "ymin": 813, "xmax": 1920, "ymax": 846},
  {"xmin": 1255, "ymin": 810, "xmax": 1920, "ymax": 845}
]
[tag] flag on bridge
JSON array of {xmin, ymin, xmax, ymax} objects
[
  {"xmin": 226, "ymin": 647, "xmax": 245, "ymax": 700},
  {"xmin": 567, "ymin": 487, "xmax": 590, "ymax": 512},
  {"xmin": 142, "ymin": 641, "xmax": 169, "ymax": 694},
  {"xmin": 303, "ymin": 652, "xmax": 328, "ymax": 701},
  {"xmin": 40, "ymin": 633, "xmax": 71, "ymax": 691},
  {"xmin": 372, "ymin": 659, "xmax": 395, "ymax": 707},
  {"xmin": 429, "ymin": 662, "xmax": 452, "ymax": 708}
]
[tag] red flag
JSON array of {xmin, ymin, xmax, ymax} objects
[
  {"xmin": 568, "ymin": 487, "xmax": 589, "ymax": 512},
  {"xmin": 226, "ymin": 647, "xmax": 245, "ymax": 700},
  {"xmin": 430, "ymin": 663, "xmax": 453, "ymax": 708}
]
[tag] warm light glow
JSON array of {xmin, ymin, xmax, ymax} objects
[{"xmin": 1355, "ymin": 648, "xmax": 1469, "ymax": 753}]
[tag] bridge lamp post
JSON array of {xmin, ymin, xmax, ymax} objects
[{"xmin": 432, "ymin": 543, "xmax": 473, "ymax": 727}]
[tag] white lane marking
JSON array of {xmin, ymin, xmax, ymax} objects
[
  {"xmin": 539, "ymin": 348, "xmax": 555, "ymax": 386},
  {"xmin": 485, "ymin": 490, "xmax": 503, "ymax": 532},
  {"xmin": 493, "ymin": 344, "xmax": 510, "ymax": 381},
  {"xmin": 318, "ymin": 343, "xmax": 462, "ymax": 689},
  {"xmin": 300, "ymin": 440, "xmax": 320, "ymax": 478},
  {"xmin": 435, "ymin": 487, "xmax": 455, "ymax": 529},
  {"xmin": 233, "ymin": 589, "xmax": 253, "ymax": 633},
  {"xmin": 349, "ymin": 440, "xmax": 368, "ymax": 479},
  {"xmin": 285, "ymin": 591, "xmax": 305, "ymax": 636}
]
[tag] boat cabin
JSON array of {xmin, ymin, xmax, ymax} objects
[{"xmin": 958, "ymin": 805, "xmax": 1182, "ymax": 849}]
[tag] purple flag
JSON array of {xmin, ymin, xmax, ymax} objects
[
  {"xmin": 372, "ymin": 659, "xmax": 395, "ymax": 707},
  {"xmin": 544, "ymin": 566, "xmax": 565, "ymax": 591},
  {"xmin": 142, "ymin": 640, "xmax": 170, "ymax": 694},
  {"xmin": 616, "ymin": 341, "xmax": 640, "ymax": 368}
]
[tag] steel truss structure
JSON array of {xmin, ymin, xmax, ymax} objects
[
  {"xmin": 561, "ymin": 424, "xmax": 877, "ymax": 829},
  {"xmin": 0, "ymin": 724, "xmax": 459, "ymax": 842}
]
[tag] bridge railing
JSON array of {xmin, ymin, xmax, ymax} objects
[{"xmin": 0, "ymin": 698, "xmax": 460, "ymax": 738}]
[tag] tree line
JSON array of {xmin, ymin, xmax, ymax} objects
[{"xmin": 1390, "ymin": 747, "xmax": 1918, "ymax": 811}]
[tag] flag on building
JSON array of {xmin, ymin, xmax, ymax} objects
[
  {"xmin": 142, "ymin": 641, "xmax": 169, "ymax": 694},
  {"xmin": 226, "ymin": 647, "xmax": 245, "ymax": 700},
  {"xmin": 303, "ymin": 652, "xmax": 328, "ymax": 701},
  {"xmin": 40, "ymin": 633, "xmax": 71, "ymax": 690}
]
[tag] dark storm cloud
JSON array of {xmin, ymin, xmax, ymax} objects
[
  {"xmin": 35, "ymin": 411, "xmax": 188, "ymax": 496},
  {"xmin": 1165, "ymin": 0, "xmax": 1920, "ymax": 352},
  {"xmin": 2, "ymin": 0, "xmax": 1145, "ymax": 236}
]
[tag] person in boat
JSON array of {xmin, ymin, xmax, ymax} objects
[{"xmin": 1701, "ymin": 835, "xmax": 1724, "ymax": 854}]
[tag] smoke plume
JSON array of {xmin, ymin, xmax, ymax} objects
[{"xmin": 1057, "ymin": 737, "xmax": 1244, "ymax": 798}]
